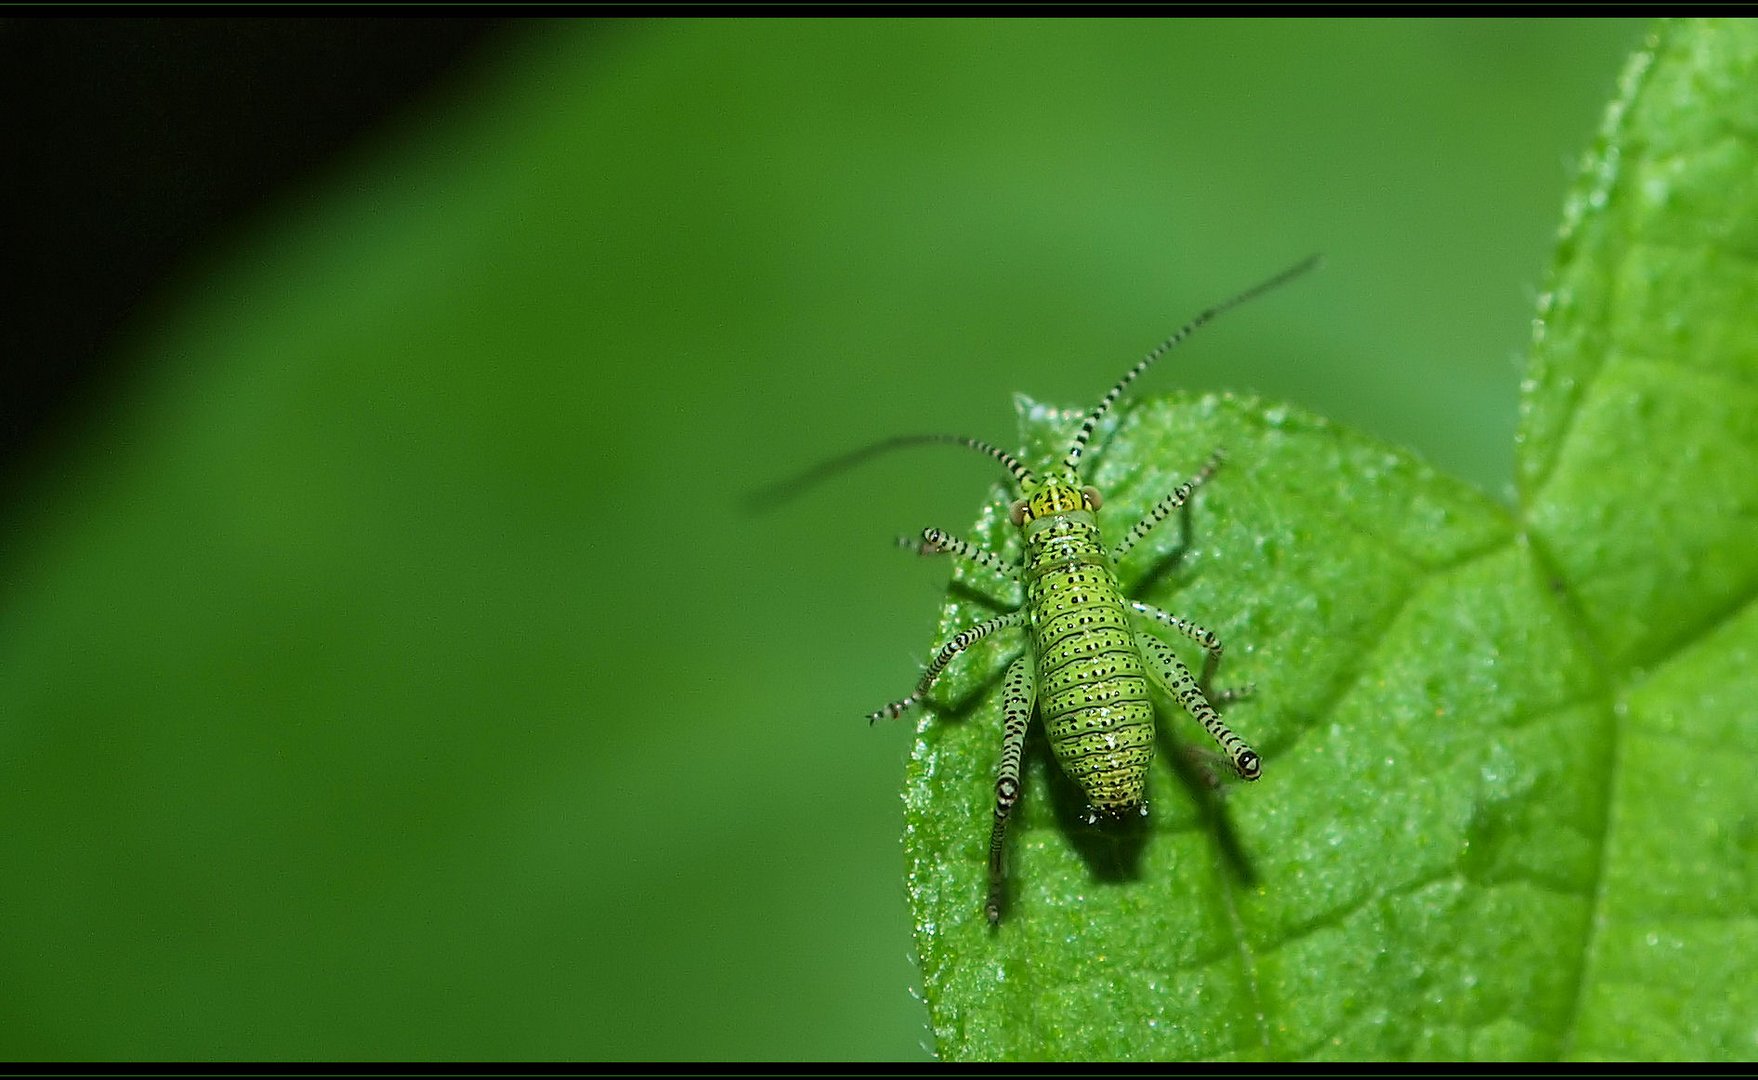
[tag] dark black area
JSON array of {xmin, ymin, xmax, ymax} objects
[{"xmin": 1, "ymin": 17, "xmax": 511, "ymax": 495}]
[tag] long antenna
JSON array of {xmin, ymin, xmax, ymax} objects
[
  {"xmin": 1062, "ymin": 254, "xmax": 1321, "ymax": 472},
  {"xmin": 746, "ymin": 433, "xmax": 1037, "ymax": 512}
]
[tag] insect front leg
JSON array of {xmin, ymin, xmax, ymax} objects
[
  {"xmin": 1135, "ymin": 633, "xmax": 1261, "ymax": 781},
  {"xmin": 1109, "ymin": 449, "xmax": 1226, "ymax": 564},
  {"xmin": 867, "ymin": 609, "xmax": 1026, "ymax": 723},
  {"xmin": 896, "ymin": 527, "xmax": 1022, "ymax": 584},
  {"xmin": 985, "ymin": 650, "xmax": 1036, "ymax": 926}
]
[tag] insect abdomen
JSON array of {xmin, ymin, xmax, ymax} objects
[{"xmin": 1026, "ymin": 529, "xmax": 1155, "ymax": 812}]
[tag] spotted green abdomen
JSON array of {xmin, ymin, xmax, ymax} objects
[{"xmin": 1026, "ymin": 524, "xmax": 1155, "ymax": 812}]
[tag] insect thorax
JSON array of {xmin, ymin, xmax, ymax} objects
[{"xmin": 1021, "ymin": 510, "xmax": 1109, "ymax": 582}]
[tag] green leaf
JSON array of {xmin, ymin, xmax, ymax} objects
[{"xmin": 903, "ymin": 19, "xmax": 1758, "ymax": 1061}]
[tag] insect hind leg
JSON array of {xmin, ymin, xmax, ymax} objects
[
  {"xmin": 1135, "ymin": 633, "xmax": 1261, "ymax": 781},
  {"xmin": 985, "ymin": 651, "xmax": 1036, "ymax": 926}
]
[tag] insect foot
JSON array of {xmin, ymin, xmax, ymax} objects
[
  {"xmin": 866, "ymin": 694, "xmax": 918, "ymax": 725},
  {"xmin": 1233, "ymin": 748, "xmax": 1263, "ymax": 780}
]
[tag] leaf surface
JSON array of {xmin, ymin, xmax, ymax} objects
[{"xmin": 904, "ymin": 19, "xmax": 1758, "ymax": 1061}]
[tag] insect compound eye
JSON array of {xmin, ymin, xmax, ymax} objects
[
  {"xmin": 1081, "ymin": 485, "xmax": 1103, "ymax": 511},
  {"xmin": 1009, "ymin": 499, "xmax": 1029, "ymax": 526}
]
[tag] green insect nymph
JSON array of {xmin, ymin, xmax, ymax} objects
[{"xmin": 761, "ymin": 256, "xmax": 1317, "ymax": 925}]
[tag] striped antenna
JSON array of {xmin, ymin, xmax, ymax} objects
[
  {"xmin": 747, "ymin": 433, "xmax": 1037, "ymax": 512},
  {"xmin": 1061, "ymin": 255, "xmax": 1321, "ymax": 472}
]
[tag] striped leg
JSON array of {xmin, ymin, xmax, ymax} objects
[
  {"xmin": 1130, "ymin": 599, "xmax": 1252, "ymax": 706},
  {"xmin": 985, "ymin": 651, "xmax": 1036, "ymax": 926},
  {"xmin": 1136, "ymin": 633, "xmax": 1261, "ymax": 781},
  {"xmin": 1129, "ymin": 599, "xmax": 1224, "ymax": 664},
  {"xmin": 867, "ymin": 610, "xmax": 1027, "ymax": 723},
  {"xmin": 896, "ymin": 527, "xmax": 1022, "ymax": 583},
  {"xmin": 1109, "ymin": 450, "xmax": 1225, "ymax": 564}
]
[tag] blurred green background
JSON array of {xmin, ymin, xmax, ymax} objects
[{"xmin": 0, "ymin": 19, "xmax": 1645, "ymax": 1060}]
